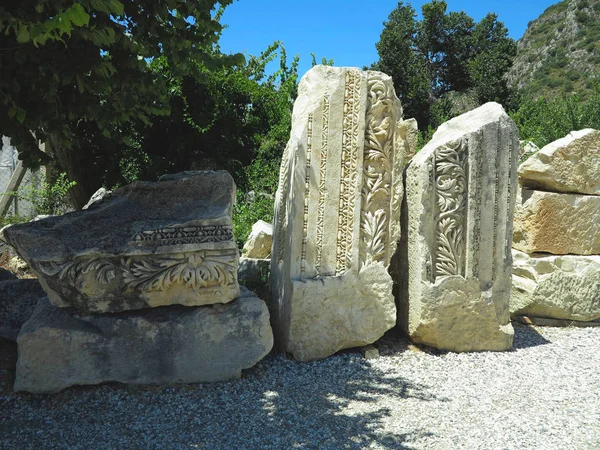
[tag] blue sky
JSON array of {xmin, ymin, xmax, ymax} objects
[{"xmin": 218, "ymin": 0, "xmax": 558, "ymax": 76}]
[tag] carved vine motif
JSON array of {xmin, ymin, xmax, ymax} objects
[
  {"xmin": 131, "ymin": 225, "xmax": 234, "ymax": 247},
  {"xmin": 37, "ymin": 250, "xmax": 237, "ymax": 293},
  {"xmin": 315, "ymin": 97, "xmax": 329, "ymax": 275},
  {"xmin": 122, "ymin": 251, "xmax": 237, "ymax": 292},
  {"xmin": 360, "ymin": 77, "xmax": 395, "ymax": 268},
  {"xmin": 38, "ymin": 258, "xmax": 116, "ymax": 289},
  {"xmin": 434, "ymin": 138, "xmax": 468, "ymax": 278},
  {"xmin": 336, "ymin": 70, "xmax": 361, "ymax": 274}
]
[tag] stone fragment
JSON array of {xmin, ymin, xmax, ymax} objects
[
  {"xmin": 360, "ymin": 345, "xmax": 380, "ymax": 359},
  {"xmin": 2, "ymin": 171, "xmax": 240, "ymax": 313},
  {"xmin": 511, "ymin": 249, "xmax": 600, "ymax": 322},
  {"xmin": 14, "ymin": 288, "xmax": 273, "ymax": 394},
  {"xmin": 0, "ymin": 279, "xmax": 45, "ymax": 341},
  {"xmin": 82, "ymin": 187, "xmax": 111, "ymax": 210},
  {"xmin": 398, "ymin": 102, "xmax": 518, "ymax": 352},
  {"xmin": 242, "ymin": 220, "xmax": 273, "ymax": 259},
  {"xmin": 398, "ymin": 118, "xmax": 419, "ymax": 165},
  {"xmin": 270, "ymin": 66, "xmax": 405, "ymax": 361},
  {"xmin": 519, "ymin": 141, "xmax": 539, "ymax": 163},
  {"xmin": 519, "ymin": 129, "xmax": 600, "ymax": 195},
  {"xmin": 513, "ymin": 188, "xmax": 600, "ymax": 255}
]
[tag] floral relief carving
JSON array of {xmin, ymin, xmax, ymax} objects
[
  {"xmin": 122, "ymin": 251, "xmax": 237, "ymax": 292},
  {"xmin": 434, "ymin": 138, "xmax": 468, "ymax": 278},
  {"xmin": 38, "ymin": 258, "xmax": 116, "ymax": 289},
  {"xmin": 360, "ymin": 76, "xmax": 395, "ymax": 268},
  {"xmin": 37, "ymin": 250, "xmax": 237, "ymax": 293}
]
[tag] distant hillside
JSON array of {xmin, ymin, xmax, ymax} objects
[{"xmin": 507, "ymin": 0, "xmax": 600, "ymax": 99}]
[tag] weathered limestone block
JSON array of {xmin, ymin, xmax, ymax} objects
[
  {"xmin": 511, "ymin": 249, "xmax": 600, "ymax": 322},
  {"xmin": 270, "ymin": 66, "xmax": 406, "ymax": 361},
  {"xmin": 0, "ymin": 279, "xmax": 46, "ymax": 341},
  {"xmin": 513, "ymin": 188, "xmax": 600, "ymax": 255},
  {"xmin": 2, "ymin": 171, "xmax": 240, "ymax": 313},
  {"xmin": 242, "ymin": 220, "xmax": 273, "ymax": 259},
  {"xmin": 15, "ymin": 288, "xmax": 273, "ymax": 393},
  {"xmin": 399, "ymin": 102, "xmax": 517, "ymax": 352},
  {"xmin": 519, "ymin": 129, "xmax": 600, "ymax": 195}
]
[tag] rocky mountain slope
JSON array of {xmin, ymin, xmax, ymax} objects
[{"xmin": 507, "ymin": 0, "xmax": 600, "ymax": 98}]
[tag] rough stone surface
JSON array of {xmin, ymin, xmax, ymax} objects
[
  {"xmin": 0, "ymin": 279, "xmax": 45, "ymax": 341},
  {"xmin": 399, "ymin": 102, "xmax": 518, "ymax": 352},
  {"xmin": 511, "ymin": 249, "xmax": 600, "ymax": 321},
  {"xmin": 270, "ymin": 66, "xmax": 405, "ymax": 360},
  {"xmin": 14, "ymin": 288, "xmax": 273, "ymax": 394},
  {"xmin": 242, "ymin": 220, "xmax": 273, "ymax": 259},
  {"xmin": 513, "ymin": 187, "xmax": 600, "ymax": 255},
  {"xmin": 287, "ymin": 263, "xmax": 396, "ymax": 361},
  {"xmin": 519, "ymin": 129, "xmax": 600, "ymax": 195},
  {"xmin": 399, "ymin": 118, "xmax": 419, "ymax": 165},
  {"xmin": 2, "ymin": 171, "xmax": 240, "ymax": 313}
]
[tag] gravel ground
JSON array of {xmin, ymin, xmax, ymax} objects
[{"xmin": 1, "ymin": 323, "xmax": 599, "ymax": 450}]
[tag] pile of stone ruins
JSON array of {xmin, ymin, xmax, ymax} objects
[
  {"xmin": 2, "ymin": 66, "xmax": 598, "ymax": 393},
  {"xmin": 512, "ymin": 129, "xmax": 600, "ymax": 323},
  {"xmin": 2, "ymin": 172, "xmax": 273, "ymax": 393}
]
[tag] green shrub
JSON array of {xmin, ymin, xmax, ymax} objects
[{"xmin": 11, "ymin": 172, "xmax": 76, "ymax": 217}]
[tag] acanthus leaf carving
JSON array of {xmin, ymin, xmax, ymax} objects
[
  {"xmin": 122, "ymin": 251, "xmax": 237, "ymax": 292},
  {"xmin": 434, "ymin": 138, "xmax": 468, "ymax": 279},
  {"xmin": 360, "ymin": 76, "xmax": 396, "ymax": 269}
]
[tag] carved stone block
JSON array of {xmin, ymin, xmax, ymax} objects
[
  {"xmin": 398, "ymin": 102, "xmax": 518, "ymax": 352},
  {"xmin": 2, "ymin": 171, "xmax": 240, "ymax": 313},
  {"xmin": 14, "ymin": 289, "xmax": 273, "ymax": 394},
  {"xmin": 270, "ymin": 66, "xmax": 407, "ymax": 361}
]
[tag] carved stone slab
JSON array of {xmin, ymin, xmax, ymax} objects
[
  {"xmin": 270, "ymin": 66, "xmax": 408, "ymax": 361},
  {"xmin": 398, "ymin": 102, "xmax": 518, "ymax": 352},
  {"xmin": 2, "ymin": 171, "xmax": 240, "ymax": 313},
  {"xmin": 14, "ymin": 289, "xmax": 273, "ymax": 394}
]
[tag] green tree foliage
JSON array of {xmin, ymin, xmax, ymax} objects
[
  {"xmin": 372, "ymin": 0, "xmax": 517, "ymax": 131},
  {"xmin": 511, "ymin": 83, "xmax": 600, "ymax": 148},
  {"xmin": 0, "ymin": 0, "xmax": 243, "ymax": 207}
]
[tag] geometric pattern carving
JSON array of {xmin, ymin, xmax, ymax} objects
[
  {"xmin": 336, "ymin": 70, "xmax": 361, "ymax": 275},
  {"xmin": 131, "ymin": 225, "xmax": 234, "ymax": 246}
]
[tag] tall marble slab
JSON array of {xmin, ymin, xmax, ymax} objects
[
  {"xmin": 398, "ymin": 102, "xmax": 518, "ymax": 352},
  {"xmin": 270, "ymin": 66, "xmax": 409, "ymax": 361}
]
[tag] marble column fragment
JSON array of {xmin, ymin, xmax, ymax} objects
[
  {"xmin": 398, "ymin": 102, "xmax": 518, "ymax": 352},
  {"xmin": 270, "ymin": 66, "xmax": 408, "ymax": 361}
]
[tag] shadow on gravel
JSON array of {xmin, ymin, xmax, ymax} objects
[
  {"xmin": 0, "ymin": 348, "xmax": 439, "ymax": 450},
  {"xmin": 512, "ymin": 323, "xmax": 551, "ymax": 349}
]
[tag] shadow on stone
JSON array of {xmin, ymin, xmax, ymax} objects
[{"xmin": 511, "ymin": 322, "xmax": 551, "ymax": 349}]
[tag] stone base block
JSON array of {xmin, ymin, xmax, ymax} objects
[
  {"xmin": 284, "ymin": 263, "xmax": 396, "ymax": 362},
  {"xmin": 511, "ymin": 249, "xmax": 600, "ymax": 322},
  {"xmin": 15, "ymin": 287, "xmax": 273, "ymax": 394},
  {"xmin": 405, "ymin": 276, "xmax": 514, "ymax": 352}
]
